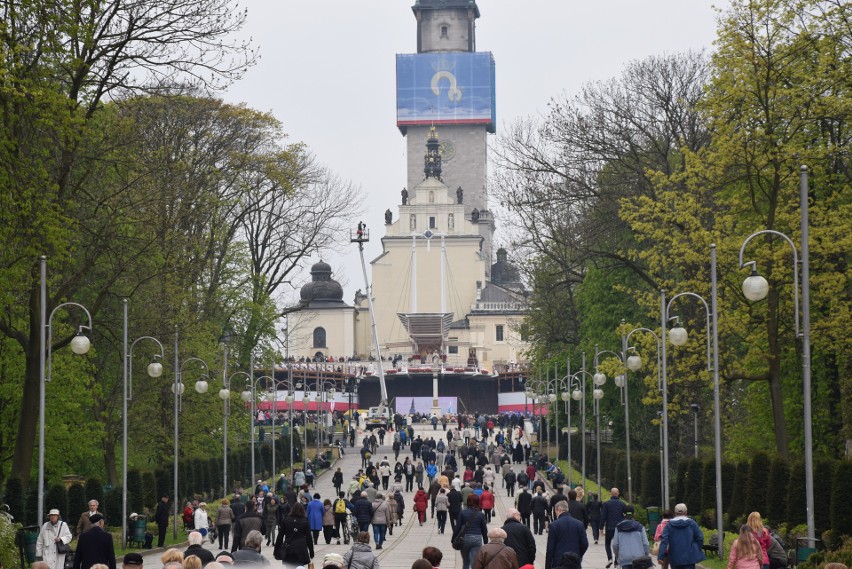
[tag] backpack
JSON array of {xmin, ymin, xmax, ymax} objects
[{"xmin": 334, "ymin": 499, "xmax": 347, "ymax": 514}]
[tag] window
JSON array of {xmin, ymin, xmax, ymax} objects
[
  {"xmin": 410, "ymin": 214, "xmax": 416, "ymax": 230},
  {"xmin": 313, "ymin": 327, "xmax": 326, "ymax": 348},
  {"xmin": 448, "ymin": 213, "xmax": 454, "ymax": 229},
  {"xmin": 496, "ymin": 325, "xmax": 504, "ymax": 342},
  {"xmin": 448, "ymin": 345, "xmax": 458, "ymax": 354},
  {"xmin": 429, "ymin": 190, "xmax": 435, "ymax": 203},
  {"xmin": 441, "ymin": 25, "xmax": 449, "ymax": 38},
  {"xmin": 429, "ymin": 216, "xmax": 436, "ymax": 229}
]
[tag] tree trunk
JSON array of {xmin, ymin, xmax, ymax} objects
[{"xmin": 11, "ymin": 284, "xmax": 40, "ymax": 484}]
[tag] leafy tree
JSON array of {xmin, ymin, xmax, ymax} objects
[
  {"xmin": 142, "ymin": 471, "xmax": 156, "ymax": 514},
  {"xmin": 728, "ymin": 462, "xmax": 750, "ymax": 524},
  {"xmin": 642, "ymin": 455, "xmax": 662, "ymax": 506},
  {"xmin": 127, "ymin": 470, "xmax": 144, "ymax": 514},
  {"xmin": 674, "ymin": 460, "xmax": 689, "ymax": 507},
  {"xmin": 766, "ymin": 458, "xmax": 789, "ymax": 526},
  {"xmin": 830, "ymin": 462, "xmax": 852, "ymax": 540},
  {"xmin": 814, "ymin": 459, "xmax": 836, "ymax": 535},
  {"xmin": 85, "ymin": 478, "xmax": 104, "ymax": 509},
  {"xmin": 103, "ymin": 487, "xmax": 122, "ymax": 527},
  {"xmin": 684, "ymin": 458, "xmax": 704, "ymax": 515},
  {"xmin": 700, "ymin": 460, "xmax": 718, "ymax": 526}
]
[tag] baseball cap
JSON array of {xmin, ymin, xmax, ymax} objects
[
  {"xmin": 674, "ymin": 503, "xmax": 688, "ymax": 514},
  {"xmin": 123, "ymin": 553, "xmax": 144, "ymax": 566}
]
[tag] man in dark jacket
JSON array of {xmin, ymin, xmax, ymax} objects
[
  {"xmin": 530, "ymin": 488, "xmax": 549, "ymax": 535},
  {"xmin": 72, "ymin": 514, "xmax": 116, "ymax": 569},
  {"xmin": 658, "ymin": 503, "xmax": 705, "ymax": 569},
  {"xmin": 601, "ymin": 487, "xmax": 628, "ymax": 567},
  {"xmin": 184, "ymin": 531, "xmax": 215, "ymax": 565},
  {"xmin": 504, "ymin": 470, "xmax": 517, "ymax": 497},
  {"xmin": 502, "ymin": 508, "xmax": 537, "ymax": 566},
  {"xmin": 447, "ymin": 487, "xmax": 463, "ymax": 532},
  {"xmin": 231, "ymin": 501, "xmax": 265, "ymax": 553},
  {"xmin": 353, "ymin": 491, "xmax": 374, "ymax": 532},
  {"xmin": 516, "ymin": 486, "xmax": 533, "ymax": 528},
  {"xmin": 154, "ymin": 494, "xmax": 170, "ymax": 548},
  {"xmin": 549, "ymin": 486, "xmax": 567, "ymax": 520},
  {"xmin": 230, "ymin": 493, "xmax": 245, "ymax": 520},
  {"xmin": 567, "ymin": 489, "xmax": 589, "ymax": 528},
  {"xmin": 546, "ymin": 501, "xmax": 588, "ymax": 569}
]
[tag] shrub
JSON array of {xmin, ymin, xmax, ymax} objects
[
  {"xmin": 830, "ymin": 461, "xmax": 852, "ymax": 540},
  {"xmin": 785, "ymin": 462, "xmax": 806, "ymax": 527},
  {"xmin": 103, "ymin": 486, "xmax": 122, "ymax": 527},
  {"xmin": 814, "ymin": 459, "xmax": 835, "ymax": 535},
  {"xmin": 67, "ymin": 483, "xmax": 87, "ymax": 524},
  {"xmin": 745, "ymin": 452, "xmax": 771, "ymax": 516},
  {"xmin": 45, "ymin": 484, "xmax": 68, "ymax": 518},
  {"xmin": 127, "ymin": 469, "xmax": 144, "ymax": 514},
  {"xmin": 674, "ymin": 460, "xmax": 688, "ymax": 506},
  {"xmin": 728, "ymin": 462, "xmax": 749, "ymax": 524},
  {"xmin": 642, "ymin": 454, "xmax": 662, "ymax": 506},
  {"xmin": 3, "ymin": 478, "xmax": 24, "ymax": 523},
  {"xmin": 766, "ymin": 457, "xmax": 789, "ymax": 525},
  {"xmin": 700, "ymin": 460, "xmax": 718, "ymax": 528},
  {"xmin": 85, "ymin": 477, "xmax": 104, "ymax": 506},
  {"xmin": 683, "ymin": 458, "xmax": 703, "ymax": 514},
  {"xmin": 0, "ymin": 508, "xmax": 21, "ymax": 569},
  {"xmin": 142, "ymin": 471, "xmax": 156, "ymax": 513}
]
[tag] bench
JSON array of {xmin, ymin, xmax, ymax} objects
[{"xmin": 702, "ymin": 534, "xmax": 720, "ymax": 557}]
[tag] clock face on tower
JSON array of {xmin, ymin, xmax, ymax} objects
[{"xmin": 439, "ymin": 140, "xmax": 456, "ymax": 162}]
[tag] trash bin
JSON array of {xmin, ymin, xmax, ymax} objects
[
  {"xmin": 646, "ymin": 507, "xmax": 660, "ymax": 536},
  {"xmin": 17, "ymin": 525, "xmax": 39, "ymax": 563},
  {"xmin": 324, "ymin": 450, "xmax": 333, "ymax": 461}
]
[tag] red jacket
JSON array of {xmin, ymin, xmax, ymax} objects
[
  {"xmin": 463, "ymin": 469, "xmax": 474, "ymax": 482},
  {"xmin": 526, "ymin": 464, "xmax": 536, "ymax": 481},
  {"xmin": 413, "ymin": 490, "xmax": 429, "ymax": 512},
  {"xmin": 480, "ymin": 490, "xmax": 495, "ymax": 510}
]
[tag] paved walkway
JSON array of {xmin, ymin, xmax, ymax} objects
[{"xmin": 143, "ymin": 424, "xmax": 611, "ymax": 569}]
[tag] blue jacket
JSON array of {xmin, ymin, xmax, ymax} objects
[
  {"xmin": 306, "ymin": 499, "xmax": 324, "ymax": 531},
  {"xmin": 546, "ymin": 512, "xmax": 588, "ymax": 569},
  {"xmin": 613, "ymin": 519, "xmax": 650, "ymax": 566},
  {"xmin": 658, "ymin": 517, "xmax": 705, "ymax": 566},
  {"xmin": 601, "ymin": 497, "xmax": 628, "ymax": 531}
]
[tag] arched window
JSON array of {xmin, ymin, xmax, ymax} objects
[
  {"xmin": 440, "ymin": 25, "xmax": 449, "ymax": 38},
  {"xmin": 313, "ymin": 327, "xmax": 327, "ymax": 348},
  {"xmin": 429, "ymin": 190, "xmax": 435, "ymax": 203}
]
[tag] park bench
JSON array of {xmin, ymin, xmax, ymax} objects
[{"xmin": 702, "ymin": 533, "xmax": 720, "ymax": 557}]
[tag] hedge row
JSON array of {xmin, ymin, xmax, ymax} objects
[{"xmin": 4, "ymin": 434, "xmax": 303, "ymax": 526}]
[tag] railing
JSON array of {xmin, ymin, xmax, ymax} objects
[{"xmin": 471, "ymin": 301, "xmax": 528, "ymax": 312}]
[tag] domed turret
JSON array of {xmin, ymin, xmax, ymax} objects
[{"xmin": 300, "ymin": 260, "xmax": 345, "ymax": 305}]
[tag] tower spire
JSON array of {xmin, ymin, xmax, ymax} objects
[{"xmin": 424, "ymin": 125, "xmax": 443, "ymax": 181}]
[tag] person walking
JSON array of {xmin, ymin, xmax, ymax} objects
[
  {"xmin": 727, "ymin": 525, "xmax": 764, "ymax": 569},
  {"xmin": 233, "ymin": 530, "xmax": 271, "ymax": 566},
  {"xmin": 447, "ymin": 486, "xmax": 463, "ymax": 533},
  {"xmin": 516, "ymin": 486, "xmax": 532, "ymax": 528},
  {"xmin": 587, "ymin": 493, "xmax": 602, "ymax": 545},
  {"xmin": 370, "ymin": 493, "xmax": 391, "ymax": 549},
  {"xmin": 322, "ymin": 498, "xmax": 336, "ymax": 545},
  {"xmin": 275, "ymin": 502, "xmax": 314, "ymax": 568},
  {"xmin": 307, "ymin": 493, "xmax": 325, "ymax": 545},
  {"xmin": 612, "ymin": 506, "xmax": 650, "ymax": 569},
  {"xmin": 215, "ymin": 499, "xmax": 234, "ymax": 550},
  {"xmin": 747, "ymin": 512, "xmax": 771, "ymax": 569},
  {"xmin": 473, "ymin": 528, "xmax": 517, "ymax": 569},
  {"xmin": 657, "ymin": 503, "xmax": 705, "ymax": 569},
  {"xmin": 37, "ymin": 509, "xmax": 73, "ymax": 569},
  {"xmin": 413, "ymin": 486, "xmax": 429, "ymax": 526},
  {"xmin": 601, "ymin": 488, "xmax": 628, "ymax": 568},
  {"xmin": 76, "ymin": 500, "xmax": 103, "ymax": 537},
  {"xmin": 434, "ymin": 488, "xmax": 449, "ymax": 534},
  {"xmin": 501, "ymin": 508, "xmax": 536, "ymax": 567},
  {"xmin": 154, "ymin": 495, "xmax": 170, "ymax": 548},
  {"xmin": 451, "ymin": 494, "xmax": 489, "ymax": 569},
  {"xmin": 264, "ymin": 496, "xmax": 279, "ymax": 546},
  {"xmin": 567, "ymin": 489, "xmax": 589, "ymax": 529},
  {"xmin": 333, "ymin": 492, "xmax": 354, "ymax": 545},
  {"xmin": 480, "ymin": 486, "xmax": 495, "ymax": 523},
  {"xmin": 231, "ymin": 501, "xmax": 265, "ymax": 552},
  {"xmin": 342, "ymin": 532, "xmax": 380, "ymax": 569},
  {"xmin": 333, "ymin": 468, "xmax": 345, "ymax": 496},
  {"xmin": 504, "ymin": 469, "xmax": 516, "ymax": 497},
  {"xmin": 546, "ymin": 501, "xmax": 588, "ymax": 569},
  {"xmin": 531, "ymin": 488, "xmax": 549, "ymax": 536},
  {"xmin": 386, "ymin": 492, "xmax": 399, "ymax": 536},
  {"xmin": 654, "ymin": 510, "xmax": 674, "ymax": 569},
  {"xmin": 193, "ymin": 502, "xmax": 209, "ymax": 538},
  {"xmin": 71, "ymin": 514, "xmax": 115, "ymax": 569}
]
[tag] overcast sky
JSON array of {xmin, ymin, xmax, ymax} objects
[{"xmin": 222, "ymin": 1, "xmax": 726, "ymax": 307}]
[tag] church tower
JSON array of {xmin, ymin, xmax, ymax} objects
[{"xmin": 397, "ymin": 0, "xmax": 495, "ymax": 274}]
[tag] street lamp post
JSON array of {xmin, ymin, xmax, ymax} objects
[
  {"xmin": 242, "ymin": 373, "xmax": 270, "ymax": 486},
  {"xmin": 173, "ymin": 351, "xmax": 211, "ymax": 539},
  {"xmin": 691, "ymin": 404, "xmax": 700, "ymax": 458},
  {"xmin": 620, "ymin": 325, "xmax": 662, "ymax": 505},
  {"xmin": 569, "ymin": 366, "xmax": 595, "ymax": 491},
  {"xmin": 37, "ymin": 257, "xmax": 93, "ymax": 529},
  {"xmin": 738, "ymin": 166, "xmax": 813, "ymax": 544},
  {"xmin": 122, "ymin": 299, "xmax": 164, "ymax": 548},
  {"xmin": 224, "ymin": 370, "xmax": 250, "ymax": 493},
  {"xmin": 302, "ymin": 393, "xmax": 309, "ymax": 471},
  {"xmin": 592, "ymin": 345, "xmax": 618, "ymax": 494}
]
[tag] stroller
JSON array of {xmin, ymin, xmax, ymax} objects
[{"xmin": 199, "ymin": 524, "xmax": 218, "ymax": 544}]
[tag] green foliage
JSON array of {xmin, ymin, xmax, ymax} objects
[
  {"xmin": 815, "ymin": 460, "xmax": 835, "ymax": 535},
  {"xmin": 786, "ymin": 462, "xmax": 807, "ymax": 528},
  {"xmin": 142, "ymin": 472, "xmax": 156, "ymax": 514},
  {"xmin": 104, "ymin": 487, "xmax": 122, "ymax": 527},
  {"xmin": 745, "ymin": 452, "xmax": 771, "ymax": 517},
  {"xmin": 720, "ymin": 462, "xmax": 736, "ymax": 518},
  {"xmin": 85, "ymin": 478, "xmax": 104, "ymax": 506},
  {"xmin": 700, "ymin": 460, "xmax": 717, "ymax": 528},
  {"xmin": 4, "ymin": 478, "xmax": 24, "ymax": 523},
  {"xmin": 684, "ymin": 459, "xmax": 704, "ymax": 514},
  {"xmin": 0, "ymin": 509, "xmax": 21, "ymax": 569},
  {"xmin": 127, "ymin": 470, "xmax": 144, "ymax": 514},
  {"xmin": 25, "ymin": 485, "xmax": 38, "ymax": 526},
  {"xmin": 67, "ymin": 484, "xmax": 87, "ymax": 525},
  {"xmin": 155, "ymin": 469, "xmax": 170, "ymax": 502},
  {"xmin": 45, "ymin": 484, "xmax": 68, "ymax": 517},
  {"xmin": 766, "ymin": 457, "xmax": 789, "ymax": 525},
  {"xmin": 641, "ymin": 455, "xmax": 661, "ymax": 506},
  {"xmin": 830, "ymin": 462, "xmax": 852, "ymax": 539},
  {"xmin": 728, "ymin": 462, "xmax": 750, "ymax": 524}
]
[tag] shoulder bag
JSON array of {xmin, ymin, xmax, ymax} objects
[
  {"xmin": 451, "ymin": 518, "xmax": 470, "ymax": 551},
  {"xmin": 56, "ymin": 522, "xmax": 72, "ymax": 554}
]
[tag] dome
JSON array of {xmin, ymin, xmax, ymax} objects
[
  {"xmin": 300, "ymin": 260, "xmax": 345, "ymax": 304},
  {"xmin": 491, "ymin": 248, "xmax": 521, "ymax": 286}
]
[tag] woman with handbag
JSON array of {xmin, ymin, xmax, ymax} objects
[
  {"xmin": 451, "ymin": 494, "xmax": 488, "ymax": 569},
  {"xmin": 275, "ymin": 502, "xmax": 314, "ymax": 568},
  {"xmin": 37, "ymin": 509, "xmax": 73, "ymax": 569}
]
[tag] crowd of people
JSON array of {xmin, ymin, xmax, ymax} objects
[{"xmin": 33, "ymin": 413, "xmax": 813, "ymax": 569}]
